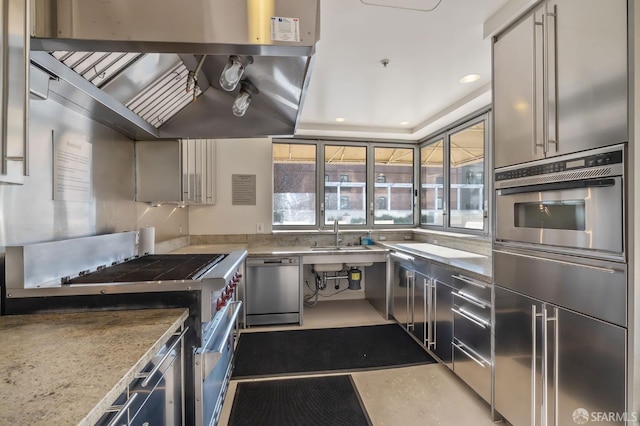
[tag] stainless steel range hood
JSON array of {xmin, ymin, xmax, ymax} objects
[{"xmin": 30, "ymin": 0, "xmax": 320, "ymax": 140}]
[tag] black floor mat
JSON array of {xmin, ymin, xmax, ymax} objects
[
  {"xmin": 232, "ymin": 323, "xmax": 435, "ymax": 379},
  {"xmin": 228, "ymin": 375, "xmax": 372, "ymax": 426}
]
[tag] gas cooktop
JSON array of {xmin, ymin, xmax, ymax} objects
[{"xmin": 65, "ymin": 254, "xmax": 226, "ymax": 284}]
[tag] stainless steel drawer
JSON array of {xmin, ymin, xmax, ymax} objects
[
  {"xmin": 452, "ymin": 307, "xmax": 491, "ymax": 360},
  {"xmin": 451, "ymin": 289, "xmax": 490, "ymax": 323},
  {"xmin": 452, "ymin": 339, "xmax": 491, "ymax": 403},
  {"xmin": 452, "ymin": 274, "xmax": 491, "ymax": 304}
]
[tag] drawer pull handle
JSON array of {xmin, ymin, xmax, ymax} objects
[
  {"xmin": 214, "ymin": 301, "xmax": 243, "ymax": 353},
  {"xmin": 391, "ymin": 251, "xmax": 415, "ymax": 263},
  {"xmin": 138, "ymin": 327, "xmax": 188, "ymax": 387},
  {"xmin": 452, "ymin": 342, "xmax": 489, "ymax": 368},
  {"xmin": 451, "ymin": 290, "xmax": 489, "ymax": 309},
  {"xmin": 452, "ymin": 308, "xmax": 490, "ymax": 328},
  {"xmin": 453, "ymin": 274, "xmax": 487, "ymax": 289}
]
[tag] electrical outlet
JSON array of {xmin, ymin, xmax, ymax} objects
[
  {"xmin": 257, "ymin": 223, "xmax": 264, "ymax": 233},
  {"xmin": 379, "ymin": 235, "xmax": 386, "ymax": 241}
]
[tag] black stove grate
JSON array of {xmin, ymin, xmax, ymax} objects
[{"xmin": 66, "ymin": 254, "xmax": 226, "ymax": 284}]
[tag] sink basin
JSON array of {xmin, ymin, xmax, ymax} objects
[{"xmin": 312, "ymin": 263, "xmax": 344, "ymax": 272}]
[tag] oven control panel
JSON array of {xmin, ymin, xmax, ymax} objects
[{"xmin": 496, "ymin": 149, "xmax": 623, "ymax": 181}]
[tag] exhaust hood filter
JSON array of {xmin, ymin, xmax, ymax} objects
[
  {"xmin": 125, "ymin": 63, "xmax": 202, "ymax": 128},
  {"xmin": 50, "ymin": 51, "xmax": 143, "ymax": 88}
]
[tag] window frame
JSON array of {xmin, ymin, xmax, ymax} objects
[
  {"xmin": 418, "ymin": 110, "xmax": 491, "ymax": 235},
  {"xmin": 273, "ymin": 139, "xmax": 418, "ymax": 230}
]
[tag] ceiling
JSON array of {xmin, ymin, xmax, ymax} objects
[{"xmin": 295, "ymin": 0, "xmax": 511, "ymax": 142}]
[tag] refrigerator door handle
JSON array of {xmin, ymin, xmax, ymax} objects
[
  {"xmin": 533, "ymin": 11, "xmax": 545, "ymax": 155},
  {"xmin": 547, "ymin": 306, "xmax": 559, "ymax": 426},
  {"xmin": 541, "ymin": 306, "xmax": 549, "ymax": 426},
  {"xmin": 532, "ymin": 304, "xmax": 541, "ymax": 426},
  {"xmin": 547, "ymin": 4, "xmax": 559, "ymax": 152}
]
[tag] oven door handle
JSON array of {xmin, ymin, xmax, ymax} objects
[
  {"xmin": 197, "ymin": 301, "xmax": 242, "ymax": 379},
  {"xmin": 498, "ymin": 178, "xmax": 616, "ymax": 195}
]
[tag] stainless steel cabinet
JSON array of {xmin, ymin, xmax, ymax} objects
[
  {"xmin": 391, "ymin": 255, "xmax": 414, "ymax": 330},
  {"xmin": 0, "ymin": 0, "xmax": 29, "ymax": 184},
  {"xmin": 493, "ymin": 0, "xmax": 627, "ymax": 169},
  {"xmin": 412, "ymin": 271, "xmax": 428, "ymax": 345},
  {"xmin": 430, "ymin": 270, "xmax": 453, "ymax": 369},
  {"xmin": 135, "ymin": 139, "xmax": 216, "ymax": 204},
  {"xmin": 392, "ymin": 254, "xmax": 453, "ymax": 368},
  {"xmin": 495, "ymin": 286, "xmax": 626, "ymax": 426}
]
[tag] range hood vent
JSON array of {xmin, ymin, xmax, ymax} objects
[
  {"xmin": 124, "ymin": 61, "xmax": 202, "ymax": 129},
  {"xmin": 31, "ymin": 0, "xmax": 320, "ymax": 140},
  {"xmin": 50, "ymin": 51, "xmax": 144, "ymax": 88}
]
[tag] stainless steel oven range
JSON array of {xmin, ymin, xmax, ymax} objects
[{"xmin": 3, "ymin": 233, "xmax": 246, "ymax": 426}]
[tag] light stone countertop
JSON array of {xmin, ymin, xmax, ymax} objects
[
  {"xmin": 170, "ymin": 243, "xmax": 247, "ymax": 254},
  {"xmin": 247, "ymin": 244, "xmax": 388, "ymax": 256},
  {"xmin": 169, "ymin": 243, "xmax": 387, "ymax": 256},
  {"xmin": 169, "ymin": 243, "xmax": 488, "ymax": 278},
  {"xmin": 378, "ymin": 241, "xmax": 492, "ymax": 281},
  {"xmin": 0, "ymin": 308, "xmax": 188, "ymax": 426}
]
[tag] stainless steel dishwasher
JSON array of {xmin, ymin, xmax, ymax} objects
[{"xmin": 245, "ymin": 256, "xmax": 301, "ymax": 326}]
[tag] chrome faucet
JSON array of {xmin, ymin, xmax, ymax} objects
[{"xmin": 334, "ymin": 218, "xmax": 342, "ymax": 246}]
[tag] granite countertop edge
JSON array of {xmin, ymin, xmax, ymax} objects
[{"xmin": 79, "ymin": 309, "xmax": 189, "ymax": 426}]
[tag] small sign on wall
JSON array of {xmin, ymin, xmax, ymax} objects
[
  {"xmin": 53, "ymin": 135, "xmax": 92, "ymax": 202},
  {"xmin": 232, "ymin": 174, "xmax": 256, "ymax": 205}
]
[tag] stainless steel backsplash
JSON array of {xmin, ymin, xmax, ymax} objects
[{"xmin": 0, "ymin": 97, "xmax": 189, "ymax": 252}]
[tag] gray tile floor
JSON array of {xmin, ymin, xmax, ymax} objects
[{"xmin": 219, "ymin": 299, "xmax": 499, "ymax": 425}]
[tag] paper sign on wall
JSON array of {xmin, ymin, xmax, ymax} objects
[
  {"xmin": 271, "ymin": 17, "xmax": 300, "ymax": 42},
  {"xmin": 232, "ymin": 174, "xmax": 257, "ymax": 205},
  {"xmin": 53, "ymin": 137, "xmax": 92, "ymax": 202}
]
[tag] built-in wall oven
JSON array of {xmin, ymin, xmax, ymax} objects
[{"xmin": 495, "ymin": 143, "xmax": 625, "ymax": 259}]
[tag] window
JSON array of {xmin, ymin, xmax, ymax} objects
[
  {"xmin": 374, "ymin": 147, "xmax": 414, "ymax": 225},
  {"xmin": 449, "ymin": 121, "xmax": 485, "ymax": 230},
  {"xmin": 420, "ymin": 113, "xmax": 488, "ymax": 233},
  {"xmin": 324, "ymin": 145, "xmax": 367, "ymax": 225},
  {"xmin": 272, "ymin": 143, "xmax": 316, "ymax": 226},
  {"xmin": 420, "ymin": 139, "xmax": 444, "ymax": 226}
]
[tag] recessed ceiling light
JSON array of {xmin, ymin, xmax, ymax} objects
[
  {"xmin": 334, "ymin": 117, "xmax": 346, "ymax": 122},
  {"xmin": 459, "ymin": 74, "xmax": 481, "ymax": 84},
  {"xmin": 400, "ymin": 121, "xmax": 410, "ymax": 126}
]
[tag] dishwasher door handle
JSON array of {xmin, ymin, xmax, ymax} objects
[{"xmin": 246, "ymin": 258, "xmax": 297, "ymax": 266}]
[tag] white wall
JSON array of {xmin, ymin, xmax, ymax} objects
[{"xmin": 189, "ymin": 138, "xmax": 272, "ymax": 235}]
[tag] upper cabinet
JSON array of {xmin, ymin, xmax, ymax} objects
[
  {"xmin": 0, "ymin": 0, "xmax": 29, "ymax": 184},
  {"xmin": 493, "ymin": 0, "xmax": 628, "ymax": 169},
  {"xmin": 135, "ymin": 139, "xmax": 216, "ymax": 205}
]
